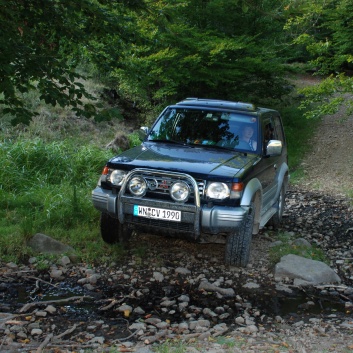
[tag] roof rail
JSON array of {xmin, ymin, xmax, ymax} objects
[{"xmin": 176, "ymin": 98, "xmax": 256, "ymax": 112}]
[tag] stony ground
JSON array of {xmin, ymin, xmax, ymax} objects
[{"xmin": 1, "ymin": 186, "xmax": 353, "ymax": 353}]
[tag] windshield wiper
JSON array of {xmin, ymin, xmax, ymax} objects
[{"xmin": 148, "ymin": 139, "xmax": 186, "ymax": 146}]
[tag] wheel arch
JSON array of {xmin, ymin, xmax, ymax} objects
[{"xmin": 240, "ymin": 178, "xmax": 262, "ymax": 235}]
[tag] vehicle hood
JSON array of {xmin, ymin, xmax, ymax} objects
[{"xmin": 107, "ymin": 142, "xmax": 259, "ymax": 181}]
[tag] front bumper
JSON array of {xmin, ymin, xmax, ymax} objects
[{"xmin": 92, "ymin": 186, "xmax": 248, "ymax": 238}]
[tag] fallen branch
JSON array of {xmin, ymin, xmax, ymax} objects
[
  {"xmin": 18, "ymin": 296, "xmax": 94, "ymax": 313},
  {"xmin": 98, "ymin": 298, "xmax": 124, "ymax": 311},
  {"xmin": 54, "ymin": 323, "xmax": 79, "ymax": 339},
  {"xmin": 23, "ymin": 276, "xmax": 59, "ymax": 288},
  {"xmin": 142, "ymin": 329, "xmax": 168, "ymax": 344},
  {"xmin": 111, "ymin": 329, "xmax": 139, "ymax": 343},
  {"xmin": 36, "ymin": 333, "xmax": 53, "ymax": 353}
]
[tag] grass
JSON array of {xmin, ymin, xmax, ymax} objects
[
  {"xmin": 268, "ymin": 232, "xmax": 328, "ymax": 266},
  {"xmin": 0, "ymin": 135, "xmax": 119, "ymax": 263},
  {"xmin": 152, "ymin": 336, "xmax": 243, "ymax": 353}
]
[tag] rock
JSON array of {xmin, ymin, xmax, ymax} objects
[
  {"xmin": 235, "ymin": 316, "xmax": 245, "ymax": 324},
  {"xmin": 117, "ymin": 304, "xmax": 133, "ymax": 313},
  {"xmin": 178, "ymin": 294, "xmax": 190, "ymax": 302},
  {"xmin": 27, "ymin": 233, "xmax": 75, "ymax": 255},
  {"xmin": 275, "ymin": 254, "xmax": 341, "ymax": 285},
  {"xmin": 198, "ymin": 280, "xmax": 235, "ymax": 297},
  {"xmin": 35, "ymin": 311, "xmax": 47, "ymax": 317},
  {"xmin": 145, "ymin": 318, "xmax": 161, "ymax": 325},
  {"xmin": 293, "ymin": 238, "xmax": 312, "ymax": 247},
  {"xmin": 88, "ymin": 274, "xmax": 101, "ymax": 284},
  {"xmin": 31, "ymin": 328, "xmax": 43, "ymax": 336},
  {"xmin": 243, "ymin": 282, "xmax": 260, "ymax": 289},
  {"xmin": 129, "ymin": 322, "xmax": 146, "ymax": 330},
  {"xmin": 160, "ymin": 299, "xmax": 176, "ymax": 307},
  {"xmin": 60, "ymin": 256, "xmax": 71, "ymax": 266},
  {"xmin": 202, "ymin": 308, "xmax": 217, "ymax": 317},
  {"xmin": 50, "ymin": 269, "xmax": 63, "ymax": 279},
  {"xmin": 175, "ymin": 267, "xmax": 191, "ymax": 275},
  {"xmin": 6, "ymin": 262, "xmax": 18, "ymax": 270},
  {"xmin": 153, "ymin": 272, "xmax": 164, "ymax": 282},
  {"xmin": 45, "ymin": 305, "xmax": 56, "ymax": 314},
  {"xmin": 87, "ymin": 336, "xmax": 105, "ymax": 344},
  {"xmin": 134, "ymin": 306, "xmax": 146, "ymax": 315}
]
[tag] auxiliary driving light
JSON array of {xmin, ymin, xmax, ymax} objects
[
  {"xmin": 128, "ymin": 176, "xmax": 147, "ymax": 197},
  {"xmin": 170, "ymin": 181, "xmax": 190, "ymax": 202}
]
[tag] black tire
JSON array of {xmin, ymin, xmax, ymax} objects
[
  {"xmin": 225, "ymin": 203, "xmax": 255, "ymax": 267},
  {"xmin": 100, "ymin": 213, "xmax": 132, "ymax": 244},
  {"xmin": 268, "ymin": 184, "xmax": 285, "ymax": 229}
]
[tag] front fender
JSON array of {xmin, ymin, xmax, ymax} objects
[
  {"xmin": 240, "ymin": 178, "xmax": 262, "ymax": 207},
  {"xmin": 240, "ymin": 178, "xmax": 263, "ymax": 235}
]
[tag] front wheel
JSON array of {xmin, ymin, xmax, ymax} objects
[
  {"xmin": 100, "ymin": 213, "xmax": 132, "ymax": 245},
  {"xmin": 225, "ymin": 203, "xmax": 255, "ymax": 267}
]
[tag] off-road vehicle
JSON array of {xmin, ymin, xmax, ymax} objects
[{"xmin": 92, "ymin": 98, "xmax": 289, "ymax": 267}]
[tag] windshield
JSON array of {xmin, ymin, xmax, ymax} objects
[{"xmin": 147, "ymin": 107, "xmax": 259, "ymax": 152}]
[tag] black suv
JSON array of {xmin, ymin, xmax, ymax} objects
[{"xmin": 92, "ymin": 98, "xmax": 289, "ymax": 267}]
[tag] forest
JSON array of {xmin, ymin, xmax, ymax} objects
[
  {"xmin": 0, "ymin": 0, "xmax": 352, "ymax": 263},
  {"xmin": 2, "ymin": 0, "xmax": 353, "ymax": 124}
]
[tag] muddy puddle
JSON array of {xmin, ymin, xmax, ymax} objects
[{"xmin": 1, "ymin": 279, "xmax": 349, "ymax": 328}]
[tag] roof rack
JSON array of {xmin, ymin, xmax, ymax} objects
[{"xmin": 176, "ymin": 98, "xmax": 256, "ymax": 112}]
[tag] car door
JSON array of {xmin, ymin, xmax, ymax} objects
[{"xmin": 259, "ymin": 114, "xmax": 285, "ymax": 214}]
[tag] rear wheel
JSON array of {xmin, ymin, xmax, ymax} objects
[
  {"xmin": 100, "ymin": 213, "xmax": 132, "ymax": 244},
  {"xmin": 225, "ymin": 203, "xmax": 255, "ymax": 267},
  {"xmin": 268, "ymin": 184, "xmax": 285, "ymax": 229}
]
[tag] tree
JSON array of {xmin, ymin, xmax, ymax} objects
[
  {"xmin": 284, "ymin": 0, "xmax": 353, "ymax": 119},
  {"xmin": 0, "ymin": 0, "xmax": 146, "ymax": 125},
  {"xmin": 109, "ymin": 0, "xmax": 290, "ymax": 113}
]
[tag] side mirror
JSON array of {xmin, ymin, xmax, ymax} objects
[
  {"xmin": 138, "ymin": 126, "xmax": 149, "ymax": 140},
  {"xmin": 266, "ymin": 140, "xmax": 282, "ymax": 156}
]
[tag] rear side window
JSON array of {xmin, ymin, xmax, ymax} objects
[{"xmin": 262, "ymin": 114, "xmax": 284, "ymax": 152}]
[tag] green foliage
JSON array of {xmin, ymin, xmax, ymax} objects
[
  {"xmin": 297, "ymin": 75, "xmax": 353, "ymax": 119},
  {"xmin": 109, "ymin": 0, "xmax": 290, "ymax": 109},
  {"xmin": 284, "ymin": 0, "xmax": 353, "ymax": 118},
  {"xmin": 0, "ymin": 0, "xmax": 146, "ymax": 124},
  {"xmin": 94, "ymin": 107, "xmax": 124, "ymax": 123},
  {"xmin": 128, "ymin": 131, "xmax": 143, "ymax": 148}
]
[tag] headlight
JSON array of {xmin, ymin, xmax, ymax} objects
[
  {"xmin": 206, "ymin": 182, "xmax": 230, "ymax": 200},
  {"xmin": 110, "ymin": 170, "xmax": 127, "ymax": 186},
  {"xmin": 170, "ymin": 181, "xmax": 190, "ymax": 202},
  {"xmin": 128, "ymin": 176, "xmax": 147, "ymax": 197}
]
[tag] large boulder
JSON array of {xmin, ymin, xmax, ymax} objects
[
  {"xmin": 275, "ymin": 254, "xmax": 341, "ymax": 286},
  {"xmin": 27, "ymin": 233, "xmax": 75, "ymax": 255}
]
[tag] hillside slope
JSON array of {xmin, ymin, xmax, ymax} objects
[{"xmin": 299, "ymin": 100, "xmax": 353, "ymax": 198}]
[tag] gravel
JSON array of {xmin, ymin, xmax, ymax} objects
[{"xmin": 1, "ymin": 187, "xmax": 353, "ymax": 352}]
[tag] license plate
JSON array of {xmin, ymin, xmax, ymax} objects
[{"xmin": 133, "ymin": 205, "xmax": 181, "ymax": 222}]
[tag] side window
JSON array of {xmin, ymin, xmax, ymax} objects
[
  {"xmin": 273, "ymin": 115, "xmax": 284, "ymax": 143},
  {"xmin": 263, "ymin": 115, "xmax": 283, "ymax": 144},
  {"xmin": 263, "ymin": 120, "xmax": 275, "ymax": 145}
]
